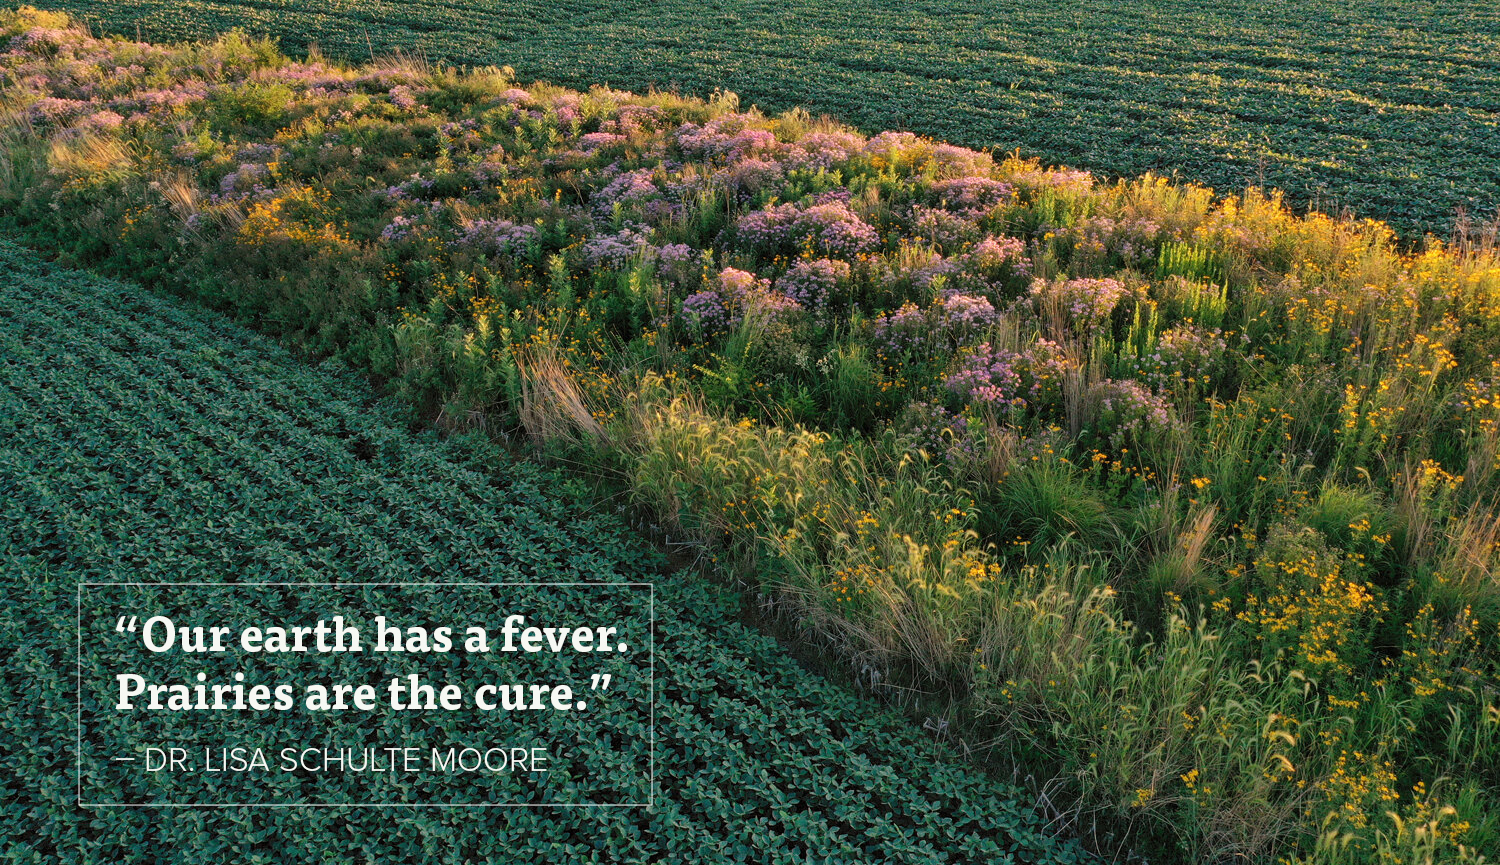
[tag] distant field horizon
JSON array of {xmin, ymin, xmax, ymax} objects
[{"xmin": 52, "ymin": 0, "xmax": 1500, "ymax": 239}]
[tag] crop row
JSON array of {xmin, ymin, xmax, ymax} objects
[
  {"xmin": 52, "ymin": 0, "xmax": 1500, "ymax": 237},
  {"xmin": 0, "ymin": 242, "xmax": 1084, "ymax": 863},
  {"xmin": 3, "ymin": 12, "xmax": 1496, "ymax": 860}
]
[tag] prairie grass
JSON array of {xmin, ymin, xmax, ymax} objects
[{"xmin": 0, "ymin": 10, "xmax": 1496, "ymax": 861}]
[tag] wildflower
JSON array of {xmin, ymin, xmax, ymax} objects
[
  {"xmin": 946, "ymin": 344, "xmax": 1023, "ymax": 407},
  {"xmin": 680, "ymin": 268, "xmax": 799, "ymax": 337},
  {"xmin": 872, "ymin": 293, "xmax": 998, "ymax": 359},
  {"xmin": 783, "ymin": 130, "xmax": 865, "ymax": 170},
  {"xmin": 379, "ymin": 215, "xmax": 417, "ymax": 243},
  {"xmin": 458, "ymin": 218, "xmax": 539, "ymax": 257},
  {"xmin": 1029, "ymin": 276, "xmax": 1129, "ymax": 337},
  {"xmin": 964, "ymin": 234, "xmax": 1031, "ymax": 280},
  {"xmin": 736, "ymin": 198, "xmax": 878, "ymax": 260},
  {"xmin": 675, "ymin": 114, "xmax": 778, "ymax": 161},
  {"xmin": 388, "ymin": 85, "xmax": 418, "ymax": 111},
  {"xmin": 777, "ymin": 258, "xmax": 850, "ymax": 320},
  {"xmin": 1091, "ymin": 379, "xmax": 1184, "ymax": 442}
]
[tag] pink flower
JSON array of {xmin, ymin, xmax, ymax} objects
[
  {"xmin": 675, "ymin": 115, "xmax": 779, "ymax": 161},
  {"xmin": 681, "ymin": 268, "xmax": 799, "ymax": 337},
  {"xmin": 389, "ymin": 85, "xmax": 418, "ymax": 111},
  {"xmin": 737, "ymin": 199, "xmax": 878, "ymax": 259},
  {"xmin": 1029, "ymin": 277, "xmax": 1128, "ymax": 336}
]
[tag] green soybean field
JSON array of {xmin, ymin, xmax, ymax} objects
[
  {"xmin": 48, "ymin": 0, "xmax": 1500, "ymax": 239},
  {"xmin": 0, "ymin": 241, "xmax": 1085, "ymax": 863}
]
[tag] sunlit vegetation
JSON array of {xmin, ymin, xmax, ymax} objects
[
  {"xmin": 2, "ymin": 10, "xmax": 1497, "ymax": 861},
  {"xmin": 47, "ymin": 0, "xmax": 1500, "ymax": 239},
  {"xmin": 0, "ymin": 239, "xmax": 1086, "ymax": 863}
]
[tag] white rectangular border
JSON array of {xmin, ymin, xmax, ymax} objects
[{"xmin": 77, "ymin": 581, "xmax": 655, "ymax": 809}]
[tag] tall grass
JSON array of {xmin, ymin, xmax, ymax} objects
[{"xmin": 1, "ymin": 10, "xmax": 1497, "ymax": 860}]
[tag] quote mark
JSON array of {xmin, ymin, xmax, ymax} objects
[
  {"xmin": 115, "ymin": 616, "xmax": 138, "ymax": 633},
  {"xmin": 590, "ymin": 674, "xmax": 612, "ymax": 692}
]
